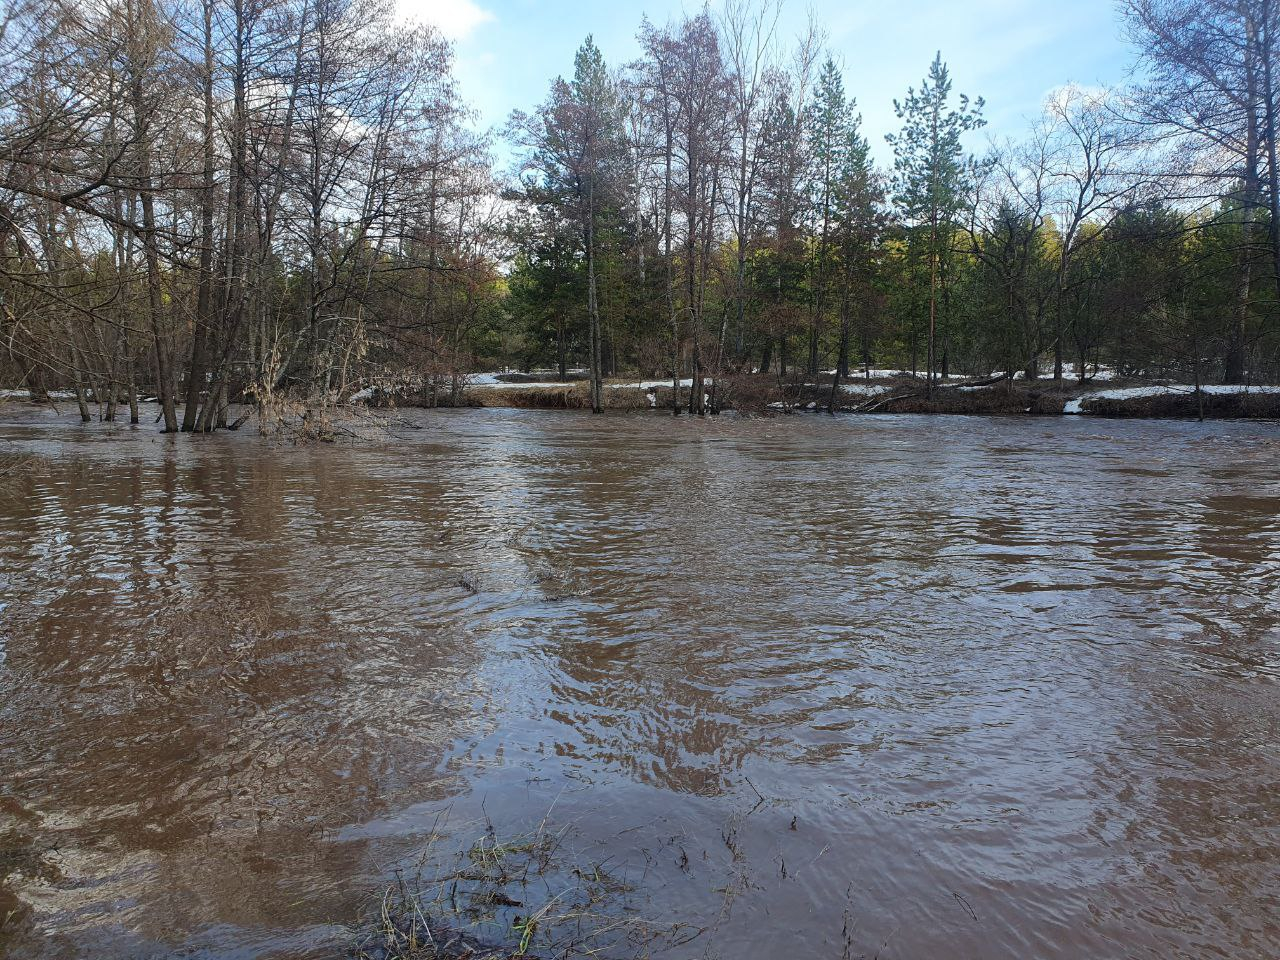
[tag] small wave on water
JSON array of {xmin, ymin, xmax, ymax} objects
[{"xmin": 0, "ymin": 406, "xmax": 1278, "ymax": 959}]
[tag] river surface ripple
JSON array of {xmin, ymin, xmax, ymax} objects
[{"xmin": 0, "ymin": 405, "xmax": 1278, "ymax": 959}]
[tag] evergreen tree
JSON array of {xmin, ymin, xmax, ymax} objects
[
  {"xmin": 887, "ymin": 52, "xmax": 985, "ymax": 394},
  {"xmin": 805, "ymin": 58, "xmax": 850, "ymax": 375},
  {"xmin": 828, "ymin": 102, "xmax": 882, "ymax": 387},
  {"xmin": 509, "ymin": 36, "xmax": 628, "ymax": 412}
]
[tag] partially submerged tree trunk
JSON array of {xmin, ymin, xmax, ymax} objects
[{"xmin": 183, "ymin": 0, "xmax": 217, "ymax": 432}]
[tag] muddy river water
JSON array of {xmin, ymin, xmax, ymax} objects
[{"xmin": 0, "ymin": 404, "xmax": 1278, "ymax": 959}]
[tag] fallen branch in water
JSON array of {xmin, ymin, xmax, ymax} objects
[
  {"xmin": 385, "ymin": 413, "xmax": 424, "ymax": 431},
  {"xmin": 0, "ymin": 456, "xmax": 34, "ymax": 478},
  {"xmin": 0, "ymin": 454, "xmax": 43, "ymax": 496}
]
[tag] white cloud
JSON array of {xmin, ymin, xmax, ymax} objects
[
  {"xmin": 397, "ymin": 0, "xmax": 494, "ymax": 41},
  {"xmin": 1042, "ymin": 82, "xmax": 1109, "ymax": 113}
]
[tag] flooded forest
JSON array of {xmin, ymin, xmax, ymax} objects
[{"xmin": 1, "ymin": 0, "xmax": 1279, "ymax": 958}]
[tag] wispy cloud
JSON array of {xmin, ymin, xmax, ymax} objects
[{"xmin": 397, "ymin": 0, "xmax": 495, "ymax": 41}]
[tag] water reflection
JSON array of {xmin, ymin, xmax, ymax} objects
[{"xmin": 0, "ymin": 405, "xmax": 1277, "ymax": 959}]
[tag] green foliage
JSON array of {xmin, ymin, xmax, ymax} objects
[{"xmin": 886, "ymin": 53, "xmax": 986, "ymax": 234}]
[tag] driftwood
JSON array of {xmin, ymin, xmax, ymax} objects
[
  {"xmin": 848, "ymin": 390, "xmax": 918, "ymax": 414},
  {"xmin": 938, "ymin": 370, "xmax": 1014, "ymax": 390}
]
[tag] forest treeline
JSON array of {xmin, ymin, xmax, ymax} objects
[{"xmin": 1, "ymin": 0, "xmax": 1278, "ymax": 427}]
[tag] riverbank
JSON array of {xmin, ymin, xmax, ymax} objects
[
  {"xmin": 5, "ymin": 376, "xmax": 1280, "ymax": 421},
  {"xmin": 354, "ymin": 374, "xmax": 1280, "ymax": 419}
]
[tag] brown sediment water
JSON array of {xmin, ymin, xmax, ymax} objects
[{"xmin": 0, "ymin": 404, "xmax": 1278, "ymax": 959}]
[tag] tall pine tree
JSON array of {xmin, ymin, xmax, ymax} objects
[
  {"xmin": 509, "ymin": 36, "xmax": 627, "ymax": 412},
  {"xmin": 806, "ymin": 59, "xmax": 850, "ymax": 375},
  {"xmin": 887, "ymin": 53, "xmax": 984, "ymax": 394}
]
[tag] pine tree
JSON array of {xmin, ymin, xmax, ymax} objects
[
  {"xmin": 509, "ymin": 36, "xmax": 627, "ymax": 413},
  {"xmin": 805, "ymin": 58, "xmax": 850, "ymax": 376},
  {"xmin": 829, "ymin": 102, "xmax": 882, "ymax": 386},
  {"xmin": 887, "ymin": 52, "xmax": 984, "ymax": 395}
]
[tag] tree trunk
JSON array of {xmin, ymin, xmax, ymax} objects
[
  {"xmin": 586, "ymin": 212, "xmax": 603, "ymax": 415},
  {"xmin": 557, "ymin": 318, "xmax": 567, "ymax": 381},
  {"xmin": 837, "ymin": 300, "xmax": 851, "ymax": 379},
  {"xmin": 1227, "ymin": 19, "xmax": 1262, "ymax": 385},
  {"xmin": 1261, "ymin": 8, "xmax": 1280, "ymax": 329},
  {"xmin": 125, "ymin": 1, "xmax": 177, "ymax": 432},
  {"xmin": 183, "ymin": 0, "xmax": 216, "ymax": 431},
  {"xmin": 828, "ymin": 297, "xmax": 851, "ymax": 414},
  {"xmin": 927, "ymin": 221, "xmax": 937, "ymax": 398}
]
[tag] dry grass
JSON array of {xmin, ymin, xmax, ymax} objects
[
  {"xmin": 462, "ymin": 375, "xmax": 1062, "ymax": 417},
  {"xmin": 466, "ymin": 384, "xmax": 691, "ymax": 412},
  {"xmin": 349, "ymin": 815, "xmax": 699, "ymax": 960},
  {"xmin": 253, "ymin": 393, "xmax": 414, "ymax": 443},
  {"xmin": 713, "ymin": 374, "xmax": 785, "ymax": 414},
  {"xmin": 465, "ymin": 385, "xmax": 592, "ymax": 410},
  {"xmin": 465, "ymin": 375, "xmax": 789, "ymax": 414},
  {"xmin": 334, "ymin": 372, "xmax": 1280, "ymax": 421},
  {"xmin": 1083, "ymin": 390, "xmax": 1280, "ymax": 419},
  {"xmin": 0, "ymin": 453, "xmax": 44, "ymax": 496},
  {"xmin": 868, "ymin": 383, "xmax": 1069, "ymax": 416},
  {"xmin": 763, "ymin": 377, "xmax": 1081, "ymax": 416}
]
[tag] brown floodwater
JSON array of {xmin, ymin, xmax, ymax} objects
[{"xmin": 0, "ymin": 403, "xmax": 1278, "ymax": 959}]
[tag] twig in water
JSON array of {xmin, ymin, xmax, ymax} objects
[{"xmin": 952, "ymin": 890, "xmax": 978, "ymax": 922}]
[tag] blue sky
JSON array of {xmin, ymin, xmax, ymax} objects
[{"xmin": 408, "ymin": 0, "xmax": 1133, "ymax": 166}]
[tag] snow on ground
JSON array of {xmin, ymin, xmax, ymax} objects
[
  {"xmin": 974, "ymin": 365, "xmax": 1117, "ymax": 382},
  {"xmin": 466, "ymin": 369, "xmax": 588, "ymax": 387},
  {"xmin": 605, "ymin": 378, "xmax": 703, "ymax": 390},
  {"xmin": 839, "ymin": 383, "xmax": 893, "ymax": 397},
  {"xmin": 0, "ymin": 389, "xmax": 75, "ymax": 400},
  {"xmin": 1062, "ymin": 383, "xmax": 1280, "ymax": 413},
  {"xmin": 1199, "ymin": 384, "xmax": 1280, "ymax": 394},
  {"xmin": 474, "ymin": 377, "xmax": 710, "ymax": 390},
  {"xmin": 476, "ymin": 381, "xmax": 570, "ymax": 390},
  {"xmin": 1054, "ymin": 364, "xmax": 1117, "ymax": 381},
  {"xmin": 348, "ymin": 375, "xmax": 709, "ymax": 399},
  {"xmin": 821, "ymin": 368, "xmax": 911, "ymax": 379},
  {"xmin": 461, "ymin": 372, "xmax": 566, "ymax": 388}
]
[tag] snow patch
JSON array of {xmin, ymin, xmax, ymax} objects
[
  {"xmin": 477, "ymin": 381, "xmax": 570, "ymax": 390},
  {"xmin": 605, "ymin": 378, "xmax": 701, "ymax": 390},
  {"xmin": 839, "ymin": 383, "xmax": 892, "ymax": 397},
  {"xmin": 0, "ymin": 389, "xmax": 75, "ymax": 400},
  {"xmin": 1063, "ymin": 383, "xmax": 1280, "ymax": 414}
]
